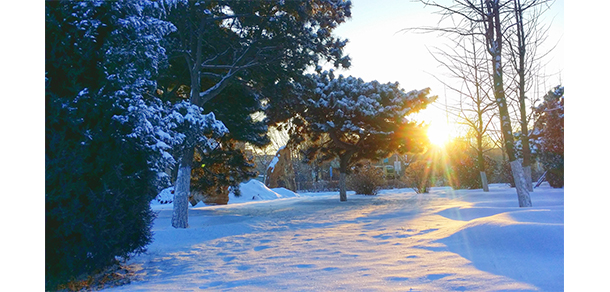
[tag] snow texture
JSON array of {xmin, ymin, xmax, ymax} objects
[{"xmin": 126, "ymin": 183, "xmax": 562, "ymax": 291}]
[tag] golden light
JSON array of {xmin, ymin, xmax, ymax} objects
[{"xmin": 427, "ymin": 122, "xmax": 450, "ymax": 147}]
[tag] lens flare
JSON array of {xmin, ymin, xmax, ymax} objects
[{"xmin": 427, "ymin": 122, "xmax": 450, "ymax": 147}]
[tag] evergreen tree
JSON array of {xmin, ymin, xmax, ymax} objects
[
  {"xmin": 187, "ymin": 82, "xmax": 268, "ymax": 204},
  {"xmin": 286, "ymin": 70, "xmax": 436, "ymax": 201},
  {"xmin": 45, "ymin": 1, "xmax": 225, "ymax": 288},
  {"xmin": 532, "ymin": 85, "xmax": 564, "ymax": 188},
  {"xmin": 161, "ymin": 0, "xmax": 353, "ymax": 228}
]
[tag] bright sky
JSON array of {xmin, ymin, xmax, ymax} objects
[{"xmin": 330, "ymin": 0, "xmax": 564, "ymax": 139}]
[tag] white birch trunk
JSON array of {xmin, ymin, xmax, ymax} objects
[
  {"xmin": 172, "ymin": 164, "xmax": 191, "ymax": 228},
  {"xmin": 510, "ymin": 160, "xmax": 532, "ymax": 207},
  {"xmin": 480, "ymin": 171, "xmax": 489, "ymax": 192}
]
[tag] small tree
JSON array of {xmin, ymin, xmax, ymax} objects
[
  {"xmin": 403, "ymin": 160, "xmax": 433, "ymax": 194},
  {"xmin": 287, "ymin": 71, "xmax": 435, "ymax": 201}
]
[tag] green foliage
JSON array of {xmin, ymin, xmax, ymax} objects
[
  {"xmin": 347, "ymin": 163, "xmax": 385, "ymax": 195},
  {"xmin": 532, "ymin": 85, "xmax": 564, "ymax": 188},
  {"xmin": 287, "ymin": 71, "xmax": 435, "ymax": 172},
  {"xmin": 190, "ymin": 139, "xmax": 257, "ymax": 202},
  {"xmin": 45, "ymin": 1, "xmax": 173, "ymax": 289},
  {"xmin": 46, "ymin": 96, "xmax": 158, "ymax": 289},
  {"xmin": 157, "ymin": 0, "xmax": 355, "ymax": 198}
]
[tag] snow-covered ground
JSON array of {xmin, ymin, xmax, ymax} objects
[{"xmin": 107, "ymin": 181, "xmax": 563, "ymax": 291}]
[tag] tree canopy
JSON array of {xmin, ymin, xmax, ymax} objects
[{"xmin": 286, "ymin": 70, "xmax": 436, "ymax": 200}]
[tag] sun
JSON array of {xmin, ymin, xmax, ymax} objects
[{"xmin": 427, "ymin": 122, "xmax": 450, "ymax": 147}]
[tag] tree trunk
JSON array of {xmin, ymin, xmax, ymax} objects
[
  {"xmin": 172, "ymin": 146, "xmax": 195, "ymax": 228},
  {"xmin": 483, "ymin": 0, "xmax": 532, "ymax": 207},
  {"xmin": 480, "ymin": 171, "xmax": 489, "ymax": 192},
  {"xmin": 523, "ymin": 165, "xmax": 533, "ymax": 192},
  {"xmin": 476, "ymin": 132, "xmax": 489, "ymax": 192},
  {"xmin": 514, "ymin": 0, "xmax": 534, "ymax": 193},
  {"xmin": 339, "ymin": 172, "xmax": 347, "ymax": 201},
  {"xmin": 517, "ymin": 48, "xmax": 534, "ymax": 192},
  {"xmin": 510, "ymin": 160, "xmax": 532, "ymax": 207},
  {"xmin": 171, "ymin": 42, "xmax": 202, "ymax": 228},
  {"xmin": 338, "ymin": 153, "xmax": 351, "ymax": 202}
]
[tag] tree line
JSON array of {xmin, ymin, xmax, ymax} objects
[{"xmin": 407, "ymin": 0, "xmax": 563, "ymax": 202}]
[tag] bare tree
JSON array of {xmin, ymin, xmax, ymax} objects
[
  {"xmin": 504, "ymin": 0, "xmax": 555, "ymax": 191},
  {"xmin": 411, "ymin": 0, "xmax": 532, "ymax": 206},
  {"xmin": 429, "ymin": 28, "xmax": 497, "ymax": 191}
]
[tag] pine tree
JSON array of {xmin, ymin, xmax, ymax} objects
[
  {"xmin": 287, "ymin": 71, "xmax": 436, "ymax": 201},
  {"xmin": 161, "ymin": 0, "xmax": 353, "ymax": 228}
]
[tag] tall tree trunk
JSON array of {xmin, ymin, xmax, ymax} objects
[
  {"xmin": 486, "ymin": 0, "xmax": 531, "ymax": 207},
  {"xmin": 171, "ymin": 52, "xmax": 202, "ymax": 228},
  {"xmin": 172, "ymin": 146, "xmax": 195, "ymax": 228},
  {"xmin": 515, "ymin": 0, "xmax": 534, "ymax": 192},
  {"xmin": 493, "ymin": 56, "xmax": 531, "ymax": 206},
  {"xmin": 170, "ymin": 22, "xmax": 209, "ymax": 228}
]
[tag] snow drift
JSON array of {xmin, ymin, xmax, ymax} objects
[{"xmin": 152, "ymin": 179, "xmax": 300, "ymax": 206}]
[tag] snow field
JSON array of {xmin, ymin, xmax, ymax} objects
[{"xmin": 110, "ymin": 182, "xmax": 563, "ymax": 291}]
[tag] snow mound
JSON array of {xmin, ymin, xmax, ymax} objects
[
  {"xmin": 270, "ymin": 187, "xmax": 299, "ymax": 198},
  {"xmin": 229, "ymin": 179, "xmax": 299, "ymax": 203},
  {"xmin": 152, "ymin": 180, "xmax": 300, "ymax": 206},
  {"xmin": 152, "ymin": 186, "xmax": 174, "ymax": 204}
]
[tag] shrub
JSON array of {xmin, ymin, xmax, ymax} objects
[
  {"xmin": 403, "ymin": 160, "xmax": 432, "ymax": 193},
  {"xmin": 450, "ymin": 155, "xmax": 498, "ymax": 189},
  {"xmin": 46, "ymin": 97, "xmax": 159, "ymax": 290},
  {"xmin": 346, "ymin": 163, "xmax": 385, "ymax": 195},
  {"xmin": 190, "ymin": 139, "xmax": 257, "ymax": 205}
]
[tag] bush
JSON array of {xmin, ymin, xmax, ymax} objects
[
  {"xmin": 190, "ymin": 139, "xmax": 257, "ymax": 205},
  {"xmin": 346, "ymin": 163, "xmax": 385, "ymax": 195},
  {"xmin": 532, "ymin": 85, "xmax": 564, "ymax": 188},
  {"xmin": 46, "ymin": 97, "xmax": 159, "ymax": 290},
  {"xmin": 402, "ymin": 160, "xmax": 432, "ymax": 193},
  {"xmin": 541, "ymin": 152, "xmax": 564, "ymax": 188},
  {"xmin": 450, "ymin": 155, "xmax": 497, "ymax": 190},
  {"xmin": 46, "ymin": 2, "xmax": 173, "ymax": 289}
]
